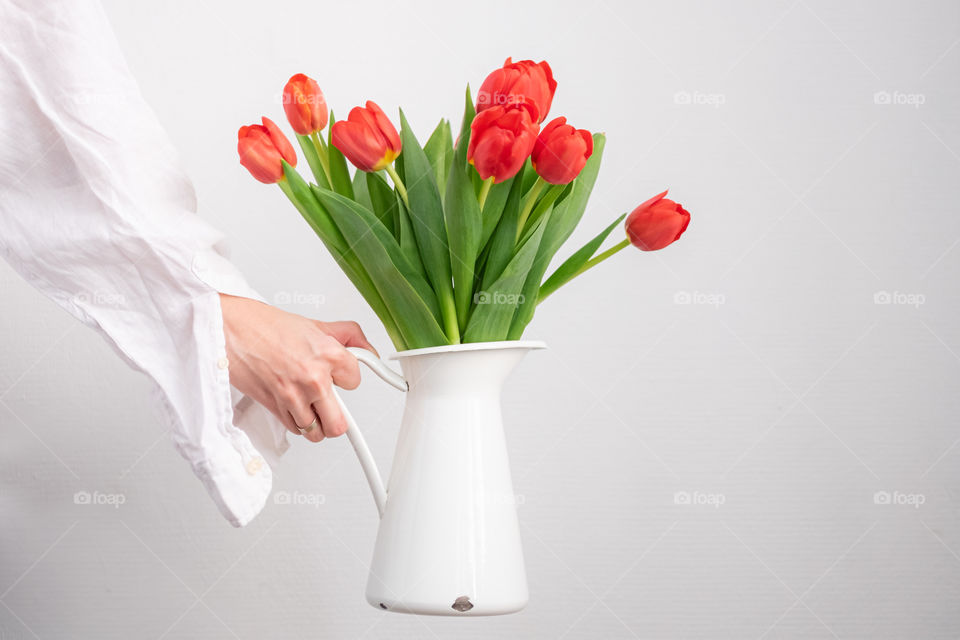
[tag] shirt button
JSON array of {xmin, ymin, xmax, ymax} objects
[
  {"xmin": 217, "ymin": 357, "xmax": 229, "ymax": 370},
  {"xmin": 246, "ymin": 457, "xmax": 264, "ymax": 475}
]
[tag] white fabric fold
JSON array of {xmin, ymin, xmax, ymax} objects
[{"xmin": 0, "ymin": 0, "xmax": 289, "ymax": 526}]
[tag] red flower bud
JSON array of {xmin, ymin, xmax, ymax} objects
[
  {"xmin": 237, "ymin": 117, "xmax": 297, "ymax": 184},
  {"xmin": 625, "ymin": 190, "xmax": 690, "ymax": 251},
  {"xmin": 476, "ymin": 58, "xmax": 557, "ymax": 123},
  {"xmin": 330, "ymin": 101, "xmax": 401, "ymax": 173},
  {"xmin": 467, "ymin": 104, "xmax": 539, "ymax": 183},
  {"xmin": 531, "ymin": 116, "xmax": 593, "ymax": 185},
  {"xmin": 282, "ymin": 73, "xmax": 328, "ymax": 135}
]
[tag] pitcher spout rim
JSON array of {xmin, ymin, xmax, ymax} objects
[{"xmin": 389, "ymin": 339, "xmax": 547, "ymax": 360}]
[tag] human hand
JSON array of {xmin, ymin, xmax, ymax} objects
[{"xmin": 219, "ymin": 294, "xmax": 377, "ymax": 442}]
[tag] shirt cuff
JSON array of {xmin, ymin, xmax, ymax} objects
[
  {"xmin": 191, "ymin": 248, "xmax": 266, "ymax": 304},
  {"xmin": 191, "ymin": 431, "xmax": 274, "ymax": 528},
  {"xmin": 188, "ymin": 246, "xmax": 291, "ymax": 525},
  {"xmin": 151, "ymin": 377, "xmax": 273, "ymax": 528}
]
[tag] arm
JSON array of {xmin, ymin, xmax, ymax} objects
[{"xmin": 0, "ymin": 0, "xmax": 367, "ymax": 525}]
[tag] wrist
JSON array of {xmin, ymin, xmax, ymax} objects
[{"xmin": 219, "ymin": 293, "xmax": 263, "ymax": 347}]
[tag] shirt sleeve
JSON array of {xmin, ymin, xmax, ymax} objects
[{"xmin": 0, "ymin": 0, "xmax": 290, "ymax": 526}]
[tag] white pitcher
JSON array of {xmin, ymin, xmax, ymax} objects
[{"xmin": 334, "ymin": 340, "xmax": 545, "ymax": 616}]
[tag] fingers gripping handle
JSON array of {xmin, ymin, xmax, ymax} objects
[
  {"xmin": 347, "ymin": 348, "xmax": 408, "ymax": 392},
  {"xmin": 335, "ymin": 348, "xmax": 407, "ymax": 518}
]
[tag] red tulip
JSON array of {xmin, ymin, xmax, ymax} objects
[
  {"xmin": 625, "ymin": 190, "xmax": 690, "ymax": 251},
  {"xmin": 282, "ymin": 73, "xmax": 328, "ymax": 135},
  {"xmin": 330, "ymin": 101, "xmax": 401, "ymax": 172},
  {"xmin": 467, "ymin": 104, "xmax": 539, "ymax": 183},
  {"xmin": 531, "ymin": 116, "xmax": 593, "ymax": 184},
  {"xmin": 476, "ymin": 58, "xmax": 557, "ymax": 123},
  {"xmin": 237, "ymin": 117, "xmax": 297, "ymax": 184}
]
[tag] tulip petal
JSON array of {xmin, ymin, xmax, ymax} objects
[{"xmin": 262, "ymin": 117, "xmax": 297, "ymax": 166}]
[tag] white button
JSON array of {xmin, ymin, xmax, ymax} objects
[
  {"xmin": 217, "ymin": 357, "xmax": 229, "ymax": 370},
  {"xmin": 245, "ymin": 457, "xmax": 263, "ymax": 475}
]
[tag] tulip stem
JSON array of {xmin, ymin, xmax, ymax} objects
[
  {"xmin": 577, "ymin": 238, "xmax": 631, "ymax": 274},
  {"xmin": 310, "ymin": 131, "xmax": 333, "ymax": 186},
  {"xmin": 477, "ymin": 177, "xmax": 494, "ymax": 210},
  {"xmin": 515, "ymin": 177, "xmax": 547, "ymax": 243},
  {"xmin": 384, "ymin": 164, "xmax": 410, "ymax": 208},
  {"xmin": 440, "ymin": 294, "xmax": 461, "ymax": 345},
  {"xmin": 538, "ymin": 238, "xmax": 631, "ymax": 303}
]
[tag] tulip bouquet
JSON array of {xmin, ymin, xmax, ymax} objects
[{"xmin": 238, "ymin": 59, "xmax": 690, "ymax": 351}]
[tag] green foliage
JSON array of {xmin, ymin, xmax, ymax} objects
[
  {"xmin": 464, "ymin": 209, "xmax": 551, "ymax": 342},
  {"xmin": 397, "ymin": 110, "xmax": 459, "ymax": 341},
  {"xmin": 270, "ymin": 91, "xmax": 615, "ymax": 351},
  {"xmin": 325, "ymin": 113, "xmax": 354, "ymax": 199},
  {"xmin": 423, "ymin": 119, "xmax": 454, "ymax": 198},
  {"xmin": 312, "ymin": 187, "xmax": 447, "ymax": 348},
  {"xmin": 508, "ymin": 134, "xmax": 606, "ymax": 339},
  {"xmin": 296, "ymin": 134, "xmax": 330, "ymax": 189},
  {"xmin": 539, "ymin": 212, "xmax": 626, "ymax": 301},
  {"xmin": 365, "ymin": 171, "xmax": 400, "ymax": 236}
]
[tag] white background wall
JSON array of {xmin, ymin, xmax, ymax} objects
[{"xmin": 2, "ymin": 0, "xmax": 959, "ymax": 637}]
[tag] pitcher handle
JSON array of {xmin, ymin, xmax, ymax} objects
[{"xmin": 334, "ymin": 347, "xmax": 408, "ymax": 518}]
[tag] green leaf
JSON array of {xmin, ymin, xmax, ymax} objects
[
  {"xmin": 464, "ymin": 209, "xmax": 552, "ymax": 343},
  {"xmin": 394, "ymin": 137, "xmax": 405, "ymax": 184},
  {"xmin": 366, "ymin": 171, "xmax": 400, "ymax": 237},
  {"xmin": 479, "ymin": 169, "xmax": 526, "ymax": 290},
  {"xmin": 453, "ymin": 86, "xmax": 476, "ymax": 169},
  {"xmin": 295, "ymin": 134, "xmax": 330, "ymax": 189},
  {"xmin": 395, "ymin": 193, "xmax": 426, "ymax": 281},
  {"xmin": 521, "ymin": 161, "xmax": 539, "ymax": 192},
  {"xmin": 473, "ymin": 240, "xmax": 492, "ymax": 292},
  {"xmin": 479, "ymin": 174, "xmax": 515, "ymax": 248},
  {"xmin": 326, "ymin": 112, "xmax": 355, "ymax": 199},
  {"xmin": 423, "ymin": 119, "xmax": 453, "ymax": 197},
  {"xmin": 352, "ymin": 170, "xmax": 373, "ymax": 212},
  {"xmin": 471, "ymin": 167, "xmax": 484, "ymax": 196},
  {"xmin": 312, "ymin": 186, "xmax": 440, "ymax": 321},
  {"xmin": 280, "ymin": 162, "xmax": 344, "ymax": 254},
  {"xmin": 444, "ymin": 154, "xmax": 482, "ymax": 332},
  {"xmin": 279, "ymin": 162, "xmax": 405, "ymax": 348},
  {"xmin": 397, "ymin": 109, "xmax": 459, "ymax": 340},
  {"xmin": 539, "ymin": 213, "xmax": 627, "ymax": 301},
  {"xmin": 518, "ymin": 182, "xmax": 568, "ymax": 244},
  {"xmin": 312, "ymin": 187, "xmax": 447, "ymax": 348},
  {"xmin": 443, "ymin": 87, "xmax": 485, "ymax": 331},
  {"xmin": 508, "ymin": 134, "xmax": 606, "ymax": 339}
]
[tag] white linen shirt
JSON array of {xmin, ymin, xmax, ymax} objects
[{"xmin": 0, "ymin": 0, "xmax": 290, "ymax": 526}]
